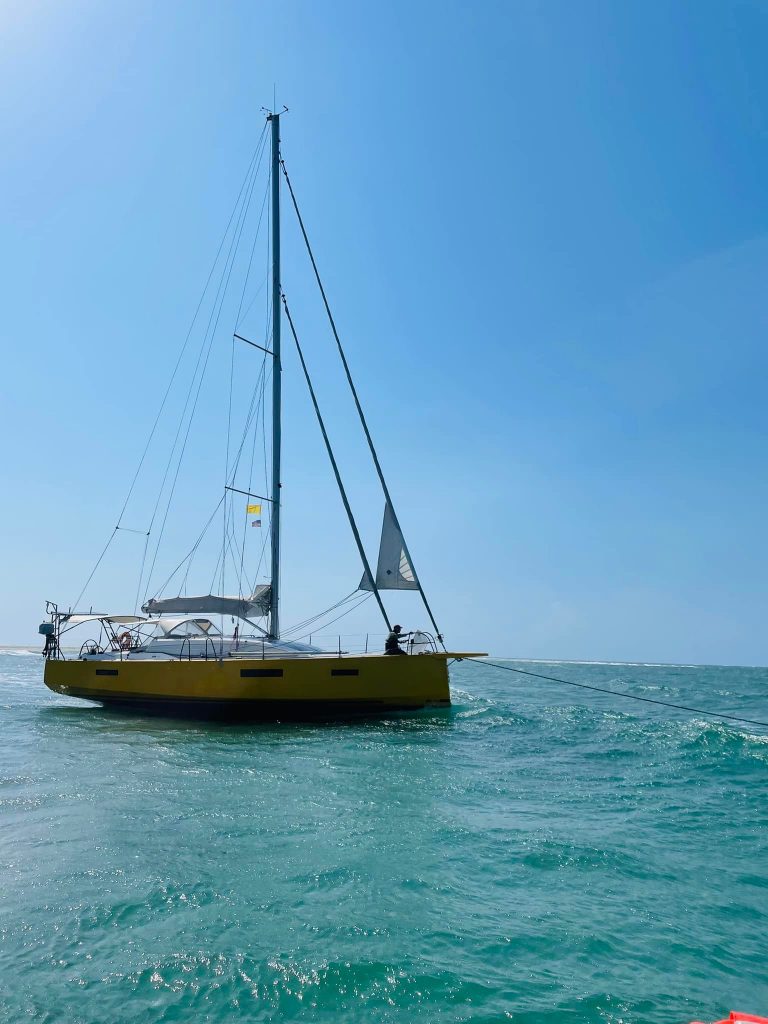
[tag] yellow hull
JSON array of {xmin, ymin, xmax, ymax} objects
[{"xmin": 43, "ymin": 652, "xmax": 479, "ymax": 718}]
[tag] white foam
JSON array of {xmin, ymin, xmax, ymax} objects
[{"xmin": 485, "ymin": 658, "xmax": 703, "ymax": 670}]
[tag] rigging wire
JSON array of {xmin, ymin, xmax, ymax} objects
[
  {"xmin": 261, "ymin": 315, "xmax": 272, "ymax": 576},
  {"xmin": 71, "ymin": 130, "xmax": 270, "ymax": 611},
  {"xmin": 280, "ymin": 157, "xmax": 445, "ymax": 647},
  {"xmin": 238, "ymin": 354, "xmax": 270, "ymax": 597},
  {"xmin": 464, "ymin": 659, "xmax": 768, "ymax": 731},
  {"xmin": 281, "ymin": 590, "xmax": 362, "ymax": 637},
  {"xmin": 234, "ymin": 176, "xmax": 271, "ymax": 331},
  {"xmin": 250, "ymin": 369, "xmax": 273, "ymax": 587},
  {"xmin": 208, "ymin": 544, "xmax": 224, "ymax": 597},
  {"xmin": 289, "ymin": 592, "xmax": 373, "ymax": 642},
  {"xmin": 223, "ymin": 518, "xmax": 250, "ymax": 596},
  {"xmin": 220, "ymin": 349, "xmax": 270, "ymax": 598},
  {"xmin": 226, "ymin": 356, "xmax": 270, "ymax": 484},
  {"xmin": 143, "ymin": 133, "xmax": 268, "ymax": 602},
  {"xmin": 133, "ymin": 532, "xmax": 151, "ymax": 616},
  {"xmin": 264, "ymin": 165, "xmax": 274, "ymax": 582},
  {"xmin": 151, "ymin": 495, "xmax": 225, "ymax": 599},
  {"xmin": 116, "ymin": 123, "xmax": 269, "ymax": 534},
  {"xmin": 224, "ymin": 172, "xmax": 271, "ymax": 603},
  {"xmin": 224, "ymin": 344, "xmax": 236, "ymax": 603},
  {"xmin": 151, "ymin": 156, "xmax": 262, "ymax": 566},
  {"xmin": 71, "ymin": 528, "xmax": 117, "ymax": 611},
  {"xmin": 136, "ymin": 129, "xmax": 269, "ymax": 607},
  {"xmin": 234, "ymin": 273, "xmax": 268, "ymax": 329},
  {"xmin": 222, "ymin": 489, "xmax": 259, "ymax": 598},
  {"xmin": 281, "ymin": 291, "xmax": 392, "ymax": 632}
]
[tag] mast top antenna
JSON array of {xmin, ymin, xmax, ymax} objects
[{"xmin": 261, "ymin": 105, "xmax": 289, "ymax": 121}]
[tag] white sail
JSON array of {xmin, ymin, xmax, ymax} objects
[{"xmin": 360, "ymin": 504, "xmax": 419, "ymax": 591}]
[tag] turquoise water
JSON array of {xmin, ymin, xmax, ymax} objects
[{"xmin": 1, "ymin": 652, "xmax": 767, "ymax": 1023}]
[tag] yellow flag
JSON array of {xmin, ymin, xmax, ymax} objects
[{"xmin": 246, "ymin": 503, "xmax": 262, "ymax": 515}]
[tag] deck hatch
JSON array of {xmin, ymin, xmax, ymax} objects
[
  {"xmin": 331, "ymin": 668, "xmax": 359, "ymax": 677},
  {"xmin": 240, "ymin": 668, "xmax": 284, "ymax": 678},
  {"xmin": 95, "ymin": 668, "xmax": 119, "ymax": 676}
]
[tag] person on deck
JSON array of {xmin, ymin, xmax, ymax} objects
[{"xmin": 384, "ymin": 625, "xmax": 411, "ymax": 655}]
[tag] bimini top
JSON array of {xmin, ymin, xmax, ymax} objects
[
  {"xmin": 59, "ymin": 613, "xmax": 147, "ymax": 630},
  {"xmin": 142, "ymin": 586, "xmax": 271, "ymax": 620}
]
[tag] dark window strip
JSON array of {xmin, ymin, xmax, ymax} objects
[
  {"xmin": 240, "ymin": 669, "xmax": 284, "ymax": 678},
  {"xmin": 331, "ymin": 668, "xmax": 359, "ymax": 677},
  {"xmin": 95, "ymin": 668, "xmax": 119, "ymax": 676}
]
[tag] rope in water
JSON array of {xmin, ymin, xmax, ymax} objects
[{"xmin": 463, "ymin": 658, "xmax": 768, "ymax": 730}]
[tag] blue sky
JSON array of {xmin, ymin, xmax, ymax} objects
[{"xmin": 2, "ymin": 0, "xmax": 768, "ymax": 662}]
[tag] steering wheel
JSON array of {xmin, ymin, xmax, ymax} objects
[{"xmin": 79, "ymin": 640, "xmax": 102, "ymax": 658}]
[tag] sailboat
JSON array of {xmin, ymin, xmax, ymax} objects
[{"xmin": 39, "ymin": 111, "xmax": 484, "ymax": 717}]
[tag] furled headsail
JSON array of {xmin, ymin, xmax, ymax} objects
[
  {"xmin": 360, "ymin": 504, "xmax": 419, "ymax": 592},
  {"xmin": 142, "ymin": 585, "xmax": 271, "ymax": 620}
]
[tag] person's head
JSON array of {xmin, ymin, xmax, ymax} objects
[{"xmin": 393, "ymin": 624, "xmax": 402, "ymax": 633}]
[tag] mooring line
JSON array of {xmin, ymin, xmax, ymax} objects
[{"xmin": 464, "ymin": 659, "xmax": 768, "ymax": 730}]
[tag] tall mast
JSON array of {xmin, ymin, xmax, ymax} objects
[{"xmin": 268, "ymin": 112, "xmax": 282, "ymax": 638}]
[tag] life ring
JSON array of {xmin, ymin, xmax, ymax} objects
[{"xmin": 118, "ymin": 631, "xmax": 132, "ymax": 650}]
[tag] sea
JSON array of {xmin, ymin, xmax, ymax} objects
[{"xmin": 1, "ymin": 650, "xmax": 766, "ymax": 1024}]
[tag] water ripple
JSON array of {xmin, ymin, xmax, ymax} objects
[{"xmin": 1, "ymin": 656, "xmax": 767, "ymax": 1022}]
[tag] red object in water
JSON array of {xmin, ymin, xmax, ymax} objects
[{"xmin": 690, "ymin": 1015, "xmax": 768, "ymax": 1024}]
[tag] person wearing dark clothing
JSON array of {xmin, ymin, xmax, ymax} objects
[{"xmin": 384, "ymin": 624, "xmax": 411, "ymax": 655}]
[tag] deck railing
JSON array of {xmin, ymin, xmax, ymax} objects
[{"xmin": 57, "ymin": 630, "xmax": 440, "ymax": 662}]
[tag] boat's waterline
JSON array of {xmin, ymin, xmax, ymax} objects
[{"xmin": 43, "ymin": 652, "xmax": 484, "ymax": 718}]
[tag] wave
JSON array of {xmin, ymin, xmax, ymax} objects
[
  {"xmin": 487, "ymin": 658, "xmax": 704, "ymax": 669},
  {"xmin": 488, "ymin": 656, "xmax": 768, "ymax": 670}
]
